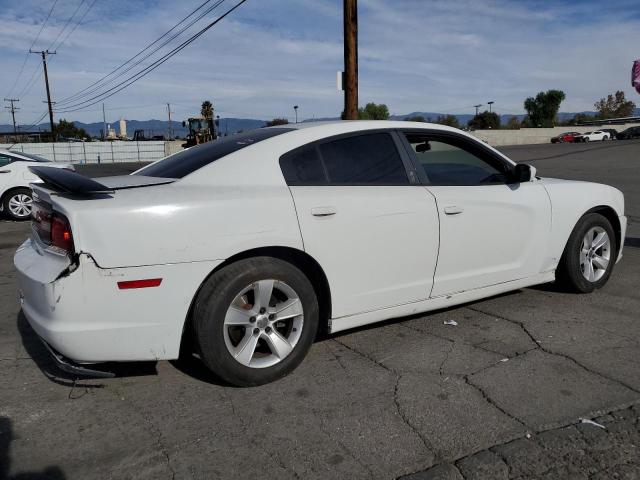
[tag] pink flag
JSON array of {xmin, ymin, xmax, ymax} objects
[{"xmin": 633, "ymin": 59, "xmax": 640, "ymax": 95}]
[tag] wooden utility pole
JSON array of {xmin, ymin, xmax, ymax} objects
[
  {"xmin": 30, "ymin": 49, "xmax": 56, "ymax": 140},
  {"xmin": 343, "ymin": 0, "xmax": 358, "ymax": 120},
  {"xmin": 166, "ymin": 103, "xmax": 174, "ymax": 140},
  {"xmin": 4, "ymin": 98, "xmax": 19, "ymax": 135}
]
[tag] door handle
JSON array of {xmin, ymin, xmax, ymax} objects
[
  {"xmin": 311, "ymin": 206, "xmax": 337, "ymax": 217},
  {"xmin": 0, "ymin": 170, "xmax": 10, "ymax": 174},
  {"xmin": 444, "ymin": 206, "xmax": 464, "ymax": 215}
]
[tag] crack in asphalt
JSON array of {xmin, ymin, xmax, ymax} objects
[
  {"xmin": 331, "ymin": 338, "xmax": 439, "ymax": 460},
  {"xmin": 105, "ymin": 384, "xmax": 177, "ymax": 480},
  {"xmin": 468, "ymin": 306, "xmax": 640, "ymax": 395},
  {"xmin": 462, "ymin": 375, "xmax": 529, "ymax": 430}
]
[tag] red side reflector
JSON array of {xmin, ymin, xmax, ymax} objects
[{"xmin": 117, "ymin": 279, "xmax": 163, "ymax": 290}]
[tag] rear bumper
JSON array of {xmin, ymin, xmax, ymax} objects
[{"xmin": 14, "ymin": 239, "xmax": 222, "ymax": 363}]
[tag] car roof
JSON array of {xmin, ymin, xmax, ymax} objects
[{"xmin": 268, "ymin": 119, "xmax": 462, "ymax": 134}]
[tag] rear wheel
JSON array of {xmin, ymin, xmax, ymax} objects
[
  {"xmin": 192, "ymin": 257, "xmax": 319, "ymax": 386},
  {"xmin": 2, "ymin": 188, "xmax": 33, "ymax": 221},
  {"xmin": 556, "ymin": 213, "xmax": 616, "ymax": 293}
]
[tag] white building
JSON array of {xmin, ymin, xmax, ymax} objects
[{"xmin": 119, "ymin": 118, "xmax": 127, "ymax": 139}]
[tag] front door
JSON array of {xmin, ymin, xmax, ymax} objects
[{"xmin": 399, "ymin": 131, "xmax": 551, "ymax": 298}]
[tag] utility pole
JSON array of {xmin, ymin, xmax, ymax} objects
[
  {"xmin": 474, "ymin": 104, "xmax": 483, "ymax": 116},
  {"xmin": 343, "ymin": 0, "xmax": 358, "ymax": 120},
  {"xmin": 166, "ymin": 103, "xmax": 174, "ymax": 140},
  {"xmin": 30, "ymin": 50, "xmax": 56, "ymax": 140},
  {"xmin": 102, "ymin": 103, "xmax": 107, "ymax": 140},
  {"xmin": 4, "ymin": 98, "xmax": 19, "ymax": 135}
]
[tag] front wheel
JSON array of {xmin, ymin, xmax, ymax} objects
[
  {"xmin": 192, "ymin": 257, "xmax": 319, "ymax": 386},
  {"xmin": 2, "ymin": 188, "xmax": 33, "ymax": 221},
  {"xmin": 556, "ymin": 213, "xmax": 616, "ymax": 293}
]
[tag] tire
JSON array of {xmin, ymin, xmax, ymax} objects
[
  {"xmin": 584, "ymin": 137, "xmax": 590, "ymax": 143},
  {"xmin": 192, "ymin": 256, "xmax": 319, "ymax": 386},
  {"xmin": 2, "ymin": 188, "xmax": 33, "ymax": 221},
  {"xmin": 556, "ymin": 213, "xmax": 616, "ymax": 293}
]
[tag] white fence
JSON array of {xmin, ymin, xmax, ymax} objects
[{"xmin": 0, "ymin": 141, "xmax": 168, "ymax": 164}]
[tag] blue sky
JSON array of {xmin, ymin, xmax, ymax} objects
[{"xmin": 1, "ymin": 0, "xmax": 639, "ymax": 125}]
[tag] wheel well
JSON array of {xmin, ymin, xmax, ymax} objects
[
  {"xmin": 585, "ymin": 205, "xmax": 622, "ymax": 256},
  {"xmin": 180, "ymin": 246, "xmax": 332, "ymax": 352}
]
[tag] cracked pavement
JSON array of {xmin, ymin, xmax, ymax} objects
[{"xmin": 1, "ymin": 141, "xmax": 640, "ymax": 479}]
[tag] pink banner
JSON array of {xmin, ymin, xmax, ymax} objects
[{"xmin": 633, "ymin": 59, "xmax": 640, "ymax": 95}]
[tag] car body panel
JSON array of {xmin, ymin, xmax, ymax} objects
[
  {"xmin": 289, "ymin": 185, "xmax": 439, "ymax": 318},
  {"xmin": 13, "ymin": 121, "xmax": 627, "ymax": 364},
  {"xmin": 427, "ymin": 181, "xmax": 552, "ymax": 297}
]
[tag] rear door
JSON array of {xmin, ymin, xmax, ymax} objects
[
  {"xmin": 281, "ymin": 131, "xmax": 440, "ymax": 318},
  {"xmin": 399, "ymin": 130, "xmax": 551, "ymax": 298},
  {"xmin": 0, "ymin": 154, "xmax": 17, "ymax": 194}
]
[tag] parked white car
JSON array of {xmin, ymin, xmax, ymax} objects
[
  {"xmin": 0, "ymin": 150, "xmax": 74, "ymax": 220},
  {"xmin": 14, "ymin": 121, "xmax": 626, "ymax": 386},
  {"xmin": 576, "ymin": 131, "xmax": 610, "ymax": 142}
]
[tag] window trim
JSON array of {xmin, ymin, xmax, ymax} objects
[
  {"xmin": 397, "ymin": 129, "xmax": 517, "ymax": 186},
  {"xmin": 279, "ymin": 129, "xmax": 415, "ymax": 186}
]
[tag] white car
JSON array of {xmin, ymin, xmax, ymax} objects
[
  {"xmin": 14, "ymin": 121, "xmax": 625, "ymax": 386},
  {"xmin": 0, "ymin": 149, "xmax": 74, "ymax": 220},
  {"xmin": 577, "ymin": 131, "xmax": 610, "ymax": 142}
]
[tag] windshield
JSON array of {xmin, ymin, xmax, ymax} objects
[
  {"xmin": 10, "ymin": 151, "xmax": 50, "ymax": 162},
  {"xmin": 135, "ymin": 128, "xmax": 294, "ymax": 179}
]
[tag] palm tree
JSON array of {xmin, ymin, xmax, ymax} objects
[{"xmin": 201, "ymin": 100, "xmax": 213, "ymax": 120}]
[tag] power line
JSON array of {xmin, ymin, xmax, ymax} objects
[
  {"xmin": 56, "ymin": 0, "xmax": 225, "ymax": 106},
  {"xmin": 5, "ymin": 0, "xmax": 59, "ymax": 98},
  {"xmin": 55, "ymin": 0, "xmax": 248, "ymax": 113},
  {"xmin": 47, "ymin": 0, "xmax": 86, "ymax": 51},
  {"xmin": 54, "ymin": 0, "xmax": 98, "ymax": 50}
]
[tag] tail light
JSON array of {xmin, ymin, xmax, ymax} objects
[{"xmin": 50, "ymin": 213, "xmax": 74, "ymax": 254}]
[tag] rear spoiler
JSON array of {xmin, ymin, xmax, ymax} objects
[{"xmin": 29, "ymin": 166, "xmax": 113, "ymax": 194}]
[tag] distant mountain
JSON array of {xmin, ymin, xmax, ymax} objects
[
  {"xmin": 0, "ymin": 118, "xmax": 266, "ymax": 138},
  {"xmin": 3, "ymin": 108, "xmax": 639, "ymax": 137}
]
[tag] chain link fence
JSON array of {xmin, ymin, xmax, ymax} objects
[{"xmin": 0, "ymin": 141, "xmax": 171, "ymax": 164}]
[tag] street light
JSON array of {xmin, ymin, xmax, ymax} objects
[
  {"xmin": 294, "ymin": 105, "xmax": 299, "ymax": 124},
  {"xmin": 474, "ymin": 104, "xmax": 483, "ymax": 116},
  {"xmin": 487, "ymin": 101, "xmax": 495, "ymax": 113}
]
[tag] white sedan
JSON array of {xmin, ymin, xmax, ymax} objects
[
  {"xmin": 0, "ymin": 149, "xmax": 73, "ymax": 220},
  {"xmin": 14, "ymin": 121, "xmax": 625, "ymax": 386},
  {"xmin": 577, "ymin": 131, "xmax": 610, "ymax": 142}
]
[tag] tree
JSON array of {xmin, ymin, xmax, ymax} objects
[
  {"xmin": 523, "ymin": 89, "xmax": 566, "ymax": 127},
  {"xmin": 405, "ymin": 115, "xmax": 426, "ymax": 122},
  {"xmin": 505, "ymin": 116, "xmax": 521, "ymax": 129},
  {"xmin": 201, "ymin": 100, "xmax": 213, "ymax": 120},
  {"xmin": 594, "ymin": 91, "xmax": 636, "ymax": 119},
  {"xmin": 54, "ymin": 119, "xmax": 90, "ymax": 140},
  {"xmin": 265, "ymin": 118, "xmax": 289, "ymax": 127},
  {"xmin": 358, "ymin": 102, "xmax": 389, "ymax": 120},
  {"xmin": 434, "ymin": 114, "xmax": 460, "ymax": 129},
  {"xmin": 468, "ymin": 111, "xmax": 500, "ymax": 130}
]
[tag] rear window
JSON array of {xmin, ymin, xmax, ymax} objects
[
  {"xmin": 135, "ymin": 128, "xmax": 293, "ymax": 179},
  {"xmin": 280, "ymin": 132, "xmax": 408, "ymax": 186}
]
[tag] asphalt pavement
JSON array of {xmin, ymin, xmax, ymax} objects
[{"xmin": 1, "ymin": 140, "xmax": 639, "ymax": 480}]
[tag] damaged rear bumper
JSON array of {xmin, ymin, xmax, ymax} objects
[
  {"xmin": 39, "ymin": 337, "xmax": 115, "ymax": 378},
  {"xmin": 14, "ymin": 238, "xmax": 222, "ymax": 363}
]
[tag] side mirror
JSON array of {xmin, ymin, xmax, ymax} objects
[{"xmin": 513, "ymin": 164, "xmax": 536, "ymax": 183}]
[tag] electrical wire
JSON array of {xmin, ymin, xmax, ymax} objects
[
  {"xmin": 55, "ymin": 0, "xmax": 224, "ymax": 106},
  {"xmin": 55, "ymin": 0, "xmax": 247, "ymax": 113},
  {"xmin": 4, "ymin": 0, "xmax": 59, "ymax": 98},
  {"xmin": 46, "ymin": 0, "xmax": 86, "ymax": 51}
]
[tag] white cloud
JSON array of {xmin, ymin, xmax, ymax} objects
[{"xmin": 1, "ymin": 0, "xmax": 639, "ymax": 126}]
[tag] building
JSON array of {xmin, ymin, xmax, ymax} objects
[{"xmin": 119, "ymin": 118, "xmax": 127, "ymax": 139}]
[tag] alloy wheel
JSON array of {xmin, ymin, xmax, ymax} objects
[
  {"xmin": 8, "ymin": 193, "xmax": 33, "ymax": 218},
  {"xmin": 223, "ymin": 279, "xmax": 304, "ymax": 368},
  {"xmin": 579, "ymin": 226, "xmax": 611, "ymax": 282}
]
